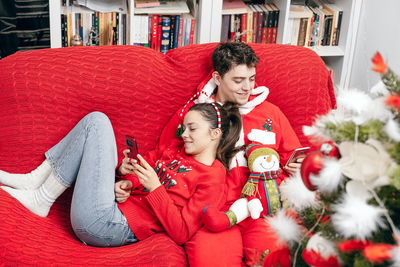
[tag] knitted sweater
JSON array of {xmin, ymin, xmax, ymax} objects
[
  {"xmin": 156, "ymin": 77, "xmax": 301, "ymax": 208},
  {"xmin": 117, "ymin": 141, "xmax": 226, "ymax": 245}
]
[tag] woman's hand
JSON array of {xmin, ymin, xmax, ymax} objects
[
  {"xmin": 283, "ymin": 157, "xmax": 305, "ymax": 175},
  {"xmin": 117, "ymin": 149, "xmax": 136, "ymax": 176},
  {"xmin": 115, "ymin": 180, "xmax": 133, "ymax": 203},
  {"xmin": 132, "ymin": 154, "xmax": 161, "ymax": 192}
]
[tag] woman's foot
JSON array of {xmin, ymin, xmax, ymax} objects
[
  {"xmin": 1, "ymin": 171, "xmax": 67, "ymax": 217},
  {"xmin": 0, "ymin": 160, "xmax": 52, "ymax": 190}
]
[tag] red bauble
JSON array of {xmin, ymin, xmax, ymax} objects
[
  {"xmin": 300, "ymin": 151, "xmax": 324, "ymax": 191},
  {"xmin": 319, "ymin": 141, "xmax": 340, "ymax": 158}
]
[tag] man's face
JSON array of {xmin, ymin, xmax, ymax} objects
[{"xmin": 213, "ymin": 64, "xmax": 256, "ymax": 106}]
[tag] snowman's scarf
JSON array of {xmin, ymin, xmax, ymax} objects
[{"xmin": 241, "ymin": 170, "xmax": 282, "ymax": 198}]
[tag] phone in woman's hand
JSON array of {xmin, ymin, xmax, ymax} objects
[{"xmin": 125, "ymin": 135, "xmax": 140, "ymax": 163}]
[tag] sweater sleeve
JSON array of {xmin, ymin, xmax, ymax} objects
[
  {"xmin": 275, "ymin": 107, "xmax": 302, "ymax": 165},
  {"xmin": 115, "ymin": 149, "xmax": 159, "ymax": 189},
  {"xmin": 145, "ymin": 166, "xmax": 226, "ymax": 245}
]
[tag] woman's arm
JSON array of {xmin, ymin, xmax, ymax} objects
[{"xmin": 145, "ymin": 166, "xmax": 226, "ymax": 245}]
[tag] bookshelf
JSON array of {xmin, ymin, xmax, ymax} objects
[
  {"xmin": 50, "ymin": 0, "xmax": 195, "ymax": 48},
  {"xmin": 49, "ymin": 0, "xmax": 361, "ymax": 90},
  {"xmin": 197, "ymin": 0, "xmax": 362, "ymax": 91}
]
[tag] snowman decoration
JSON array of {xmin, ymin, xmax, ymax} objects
[{"xmin": 202, "ymin": 143, "xmax": 284, "ymax": 232}]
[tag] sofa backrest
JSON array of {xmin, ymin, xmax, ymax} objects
[{"xmin": 0, "ymin": 43, "xmax": 335, "ymax": 173}]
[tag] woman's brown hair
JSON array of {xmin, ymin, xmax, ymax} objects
[{"xmin": 189, "ymin": 102, "xmax": 243, "ymax": 170}]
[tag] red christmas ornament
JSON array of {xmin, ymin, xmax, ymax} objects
[
  {"xmin": 300, "ymin": 151, "xmax": 324, "ymax": 191},
  {"xmin": 319, "ymin": 141, "xmax": 340, "ymax": 158}
]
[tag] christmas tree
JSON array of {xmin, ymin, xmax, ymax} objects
[{"xmin": 265, "ymin": 52, "xmax": 400, "ymax": 267}]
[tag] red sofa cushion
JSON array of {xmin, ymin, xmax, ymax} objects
[{"xmin": 0, "ymin": 43, "xmax": 335, "ymax": 266}]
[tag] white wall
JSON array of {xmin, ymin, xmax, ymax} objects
[{"xmin": 348, "ymin": 0, "xmax": 400, "ymax": 91}]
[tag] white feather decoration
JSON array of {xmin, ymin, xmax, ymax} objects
[
  {"xmin": 385, "ymin": 119, "xmax": 400, "ymax": 142},
  {"xmin": 310, "ymin": 157, "xmax": 343, "ymax": 194},
  {"xmin": 337, "ymin": 89, "xmax": 374, "ymax": 125},
  {"xmin": 370, "ymin": 80, "xmax": 389, "ymax": 96},
  {"xmin": 279, "ymin": 172, "xmax": 320, "ymax": 211},
  {"xmin": 391, "ymin": 245, "xmax": 400, "ymax": 267},
  {"xmin": 306, "ymin": 232, "xmax": 338, "ymax": 259},
  {"xmin": 331, "ymin": 193, "xmax": 386, "ymax": 240},
  {"xmin": 266, "ymin": 209, "xmax": 303, "ymax": 246}
]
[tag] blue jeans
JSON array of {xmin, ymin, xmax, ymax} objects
[{"xmin": 45, "ymin": 112, "xmax": 138, "ymax": 247}]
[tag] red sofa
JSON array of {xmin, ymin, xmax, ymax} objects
[{"xmin": 0, "ymin": 43, "xmax": 336, "ymax": 266}]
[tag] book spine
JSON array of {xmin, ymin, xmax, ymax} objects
[
  {"xmin": 151, "ymin": 15, "xmax": 159, "ymax": 49},
  {"xmin": 246, "ymin": 10, "xmax": 253, "ymax": 43},
  {"xmin": 297, "ymin": 17, "xmax": 308, "ymax": 46},
  {"xmin": 189, "ymin": 18, "xmax": 195, "ymax": 45},
  {"xmin": 173, "ymin": 15, "xmax": 180, "ymax": 48},
  {"xmin": 61, "ymin": 14, "xmax": 65, "ymax": 47},
  {"xmin": 184, "ymin": 18, "xmax": 191, "ymax": 46},
  {"xmin": 221, "ymin": 15, "xmax": 230, "ymax": 42},
  {"xmin": 67, "ymin": 13, "xmax": 72, "ymax": 46},
  {"xmin": 177, "ymin": 17, "xmax": 183, "ymax": 47},
  {"xmin": 240, "ymin": 13, "xmax": 247, "ymax": 42},
  {"xmin": 160, "ymin": 16, "xmax": 171, "ymax": 53},
  {"xmin": 272, "ymin": 8, "xmax": 279, "ymax": 44},
  {"xmin": 261, "ymin": 10, "xmax": 268, "ymax": 43},
  {"xmin": 230, "ymin": 15, "xmax": 235, "ymax": 41},
  {"xmin": 157, "ymin": 16, "xmax": 163, "ymax": 51},
  {"xmin": 334, "ymin": 10, "xmax": 343, "ymax": 46},
  {"xmin": 256, "ymin": 8, "xmax": 263, "ymax": 43},
  {"xmin": 251, "ymin": 6, "xmax": 257, "ymax": 43},
  {"xmin": 169, "ymin": 16, "xmax": 175, "ymax": 49}
]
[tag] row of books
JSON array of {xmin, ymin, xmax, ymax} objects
[
  {"xmin": 133, "ymin": 14, "xmax": 195, "ymax": 53},
  {"xmin": 221, "ymin": 2, "xmax": 280, "ymax": 44},
  {"xmin": 285, "ymin": 1, "xmax": 343, "ymax": 47},
  {"xmin": 60, "ymin": 12, "xmax": 127, "ymax": 47}
]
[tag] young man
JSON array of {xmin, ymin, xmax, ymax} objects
[{"xmin": 157, "ymin": 42, "xmax": 302, "ymax": 266}]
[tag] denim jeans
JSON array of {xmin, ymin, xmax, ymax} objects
[{"xmin": 45, "ymin": 112, "xmax": 138, "ymax": 247}]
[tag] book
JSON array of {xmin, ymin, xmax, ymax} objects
[
  {"xmin": 151, "ymin": 15, "xmax": 159, "ymax": 49},
  {"xmin": 270, "ymin": 3, "xmax": 280, "ymax": 44},
  {"xmin": 189, "ymin": 16, "xmax": 195, "ymax": 45},
  {"xmin": 135, "ymin": 1, "xmax": 189, "ymax": 15},
  {"xmin": 246, "ymin": 6, "xmax": 253, "ymax": 43},
  {"xmin": 172, "ymin": 15, "xmax": 180, "ymax": 49},
  {"xmin": 177, "ymin": 17, "xmax": 183, "ymax": 47},
  {"xmin": 222, "ymin": 0, "xmax": 248, "ymax": 15},
  {"xmin": 135, "ymin": 0, "xmax": 160, "ymax": 8},
  {"xmin": 160, "ymin": 16, "xmax": 171, "ymax": 53},
  {"xmin": 221, "ymin": 15, "xmax": 230, "ymax": 42},
  {"xmin": 169, "ymin": 15, "xmax": 176, "ymax": 49},
  {"xmin": 240, "ymin": 13, "xmax": 247, "ymax": 42},
  {"xmin": 249, "ymin": 5, "xmax": 257, "ymax": 43},
  {"xmin": 254, "ymin": 5, "xmax": 263, "ymax": 43}
]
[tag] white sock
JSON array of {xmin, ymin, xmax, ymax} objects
[
  {"xmin": 0, "ymin": 160, "xmax": 52, "ymax": 190},
  {"xmin": 1, "ymin": 171, "xmax": 67, "ymax": 217}
]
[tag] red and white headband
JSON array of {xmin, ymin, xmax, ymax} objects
[{"xmin": 210, "ymin": 102, "xmax": 221, "ymax": 129}]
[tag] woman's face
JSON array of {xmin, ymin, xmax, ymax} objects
[{"xmin": 181, "ymin": 110, "xmax": 218, "ymax": 159}]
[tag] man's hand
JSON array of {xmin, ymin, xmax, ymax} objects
[
  {"xmin": 115, "ymin": 180, "xmax": 133, "ymax": 203},
  {"xmin": 132, "ymin": 154, "xmax": 161, "ymax": 192},
  {"xmin": 283, "ymin": 157, "xmax": 305, "ymax": 175},
  {"xmin": 117, "ymin": 149, "xmax": 136, "ymax": 176}
]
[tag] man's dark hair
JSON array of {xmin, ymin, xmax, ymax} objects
[{"xmin": 211, "ymin": 42, "xmax": 259, "ymax": 77}]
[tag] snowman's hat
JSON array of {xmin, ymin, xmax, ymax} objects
[{"xmin": 245, "ymin": 143, "xmax": 280, "ymax": 170}]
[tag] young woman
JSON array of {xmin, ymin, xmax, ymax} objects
[{"xmin": 0, "ymin": 102, "xmax": 242, "ymax": 246}]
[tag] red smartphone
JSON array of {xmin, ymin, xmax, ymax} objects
[{"xmin": 125, "ymin": 135, "xmax": 139, "ymax": 162}]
